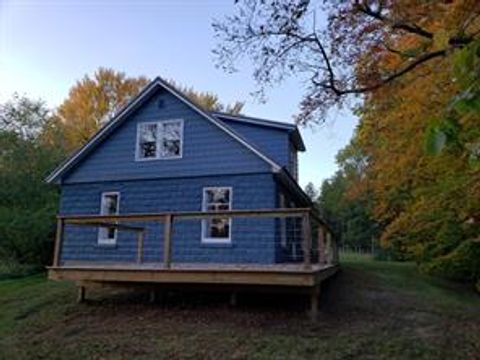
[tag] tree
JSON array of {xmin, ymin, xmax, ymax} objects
[
  {"xmin": 304, "ymin": 182, "xmax": 319, "ymax": 201},
  {"xmin": 57, "ymin": 68, "xmax": 149, "ymax": 152},
  {"xmin": 213, "ymin": 0, "xmax": 480, "ymax": 124},
  {"xmin": 0, "ymin": 96, "xmax": 63, "ymax": 266},
  {"xmin": 57, "ymin": 68, "xmax": 245, "ymax": 152},
  {"xmin": 318, "ymin": 145, "xmax": 379, "ymax": 252},
  {"xmin": 348, "ymin": 30, "xmax": 480, "ymax": 282},
  {"xmin": 168, "ymin": 80, "xmax": 244, "ymax": 115}
]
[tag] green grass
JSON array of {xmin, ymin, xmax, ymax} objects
[
  {"xmin": 0, "ymin": 257, "xmax": 479, "ymax": 360},
  {"xmin": 340, "ymin": 252, "xmax": 480, "ymax": 311}
]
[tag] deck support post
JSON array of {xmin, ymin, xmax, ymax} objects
[
  {"xmin": 77, "ymin": 285, "xmax": 86, "ymax": 303},
  {"xmin": 229, "ymin": 292, "xmax": 238, "ymax": 307},
  {"xmin": 136, "ymin": 230, "xmax": 144, "ymax": 264},
  {"xmin": 149, "ymin": 289, "xmax": 157, "ymax": 303},
  {"xmin": 302, "ymin": 213, "xmax": 312, "ymax": 269},
  {"xmin": 308, "ymin": 286, "xmax": 320, "ymax": 321},
  {"xmin": 163, "ymin": 215, "xmax": 173, "ymax": 269}
]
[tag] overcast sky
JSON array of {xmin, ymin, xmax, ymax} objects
[{"xmin": 0, "ymin": 0, "xmax": 358, "ymax": 188}]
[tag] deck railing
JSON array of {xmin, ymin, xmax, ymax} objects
[{"xmin": 53, "ymin": 208, "xmax": 338, "ymax": 269}]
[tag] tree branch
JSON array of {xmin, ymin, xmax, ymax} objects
[
  {"xmin": 356, "ymin": 3, "xmax": 433, "ymax": 40},
  {"xmin": 315, "ymin": 49, "xmax": 447, "ymax": 95}
]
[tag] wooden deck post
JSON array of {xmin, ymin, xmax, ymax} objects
[
  {"xmin": 77, "ymin": 285, "xmax": 86, "ymax": 303},
  {"xmin": 318, "ymin": 226, "xmax": 326, "ymax": 265},
  {"xmin": 163, "ymin": 214, "xmax": 173, "ymax": 269},
  {"xmin": 53, "ymin": 218, "xmax": 64, "ymax": 267},
  {"xmin": 308, "ymin": 286, "xmax": 320, "ymax": 321},
  {"xmin": 302, "ymin": 213, "xmax": 312, "ymax": 269},
  {"xmin": 136, "ymin": 230, "xmax": 144, "ymax": 264},
  {"xmin": 326, "ymin": 231, "xmax": 332, "ymax": 264},
  {"xmin": 229, "ymin": 292, "xmax": 238, "ymax": 307}
]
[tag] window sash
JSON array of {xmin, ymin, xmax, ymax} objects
[
  {"xmin": 202, "ymin": 187, "xmax": 232, "ymax": 243},
  {"xmin": 98, "ymin": 192, "xmax": 120, "ymax": 245},
  {"xmin": 136, "ymin": 120, "xmax": 183, "ymax": 160}
]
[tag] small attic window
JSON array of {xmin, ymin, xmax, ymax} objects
[{"xmin": 136, "ymin": 119, "xmax": 183, "ymax": 161}]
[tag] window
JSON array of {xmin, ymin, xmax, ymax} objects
[
  {"xmin": 202, "ymin": 187, "xmax": 232, "ymax": 243},
  {"xmin": 136, "ymin": 119, "xmax": 183, "ymax": 160},
  {"xmin": 98, "ymin": 192, "xmax": 120, "ymax": 245}
]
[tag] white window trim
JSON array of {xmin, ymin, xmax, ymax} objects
[
  {"xmin": 98, "ymin": 191, "xmax": 120, "ymax": 245},
  {"xmin": 135, "ymin": 119, "xmax": 184, "ymax": 161},
  {"xmin": 201, "ymin": 186, "xmax": 233, "ymax": 244}
]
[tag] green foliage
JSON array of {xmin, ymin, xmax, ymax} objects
[
  {"xmin": 420, "ymin": 240, "xmax": 480, "ymax": 285},
  {"xmin": 0, "ymin": 96, "xmax": 63, "ymax": 267},
  {"xmin": 319, "ymin": 140, "xmax": 380, "ymax": 251}
]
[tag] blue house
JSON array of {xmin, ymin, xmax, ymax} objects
[{"xmin": 47, "ymin": 77, "xmax": 338, "ymax": 314}]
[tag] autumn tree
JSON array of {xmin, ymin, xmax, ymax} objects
[
  {"xmin": 168, "ymin": 80, "xmax": 244, "ymax": 115},
  {"xmin": 56, "ymin": 68, "xmax": 148, "ymax": 152},
  {"xmin": 340, "ymin": 33, "xmax": 480, "ymax": 285},
  {"xmin": 213, "ymin": 0, "xmax": 480, "ymax": 124}
]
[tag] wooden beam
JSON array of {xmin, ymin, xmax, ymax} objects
[
  {"xmin": 136, "ymin": 231, "xmax": 144, "ymax": 264},
  {"xmin": 302, "ymin": 214, "xmax": 312, "ymax": 269},
  {"xmin": 59, "ymin": 208, "xmax": 312, "ymax": 223},
  {"xmin": 163, "ymin": 215, "xmax": 173, "ymax": 269},
  {"xmin": 52, "ymin": 218, "xmax": 64, "ymax": 267},
  {"xmin": 48, "ymin": 267, "xmax": 319, "ymax": 287},
  {"xmin": 68, "ymin": 221, "xmax": 144, "ymax": 232}
]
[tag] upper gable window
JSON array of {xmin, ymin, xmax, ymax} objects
[{"xmin": 136, "ymin": 119, "xmax": 183, "ymax": 160}]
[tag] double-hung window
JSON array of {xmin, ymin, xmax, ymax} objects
[
  {"xmin": 136, "ymin": 119, "xmax": 183, "ymax": 160},
  {"xmin": 202, "ymin": 187, "xmax": 232, "ymax": 243},
  {"xmin": 98, "ymin": 192, "xmax": 120, "ymax": 245}
]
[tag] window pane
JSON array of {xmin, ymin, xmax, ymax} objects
[
  {"xmin": 206, "ymin": 188, "xmax": 229, "ymax": 204},
  {"xmin": 138, "ymin": 123, "xmax": 157, "ymax": 158},
  {"xmin": 160, "ymin": 121, "xmax": 181, "ymax": 157},
  {"xmin": 99, "ymin": 193, "xmax": 119, "ymax": 243},
  {"xmin": 208, "ymin": 218, "xmax": 230, "ymax": 238},
  {"xmin": 161, "ymin": 139, "xmax": 180, "ymax": 157},
  {"xmin": 103, "ymin": 194, "xmax": 118, "ymax": 215},
  {"xmin": 203, "ymin": 187, "xmax": 231, "ymax": 240}
]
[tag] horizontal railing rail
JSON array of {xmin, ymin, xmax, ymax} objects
[{"xmin": 52, "ymin": 208, "xmax": 338, "ymax": 270}]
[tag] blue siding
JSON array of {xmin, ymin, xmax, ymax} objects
[
  {"xmin": 63, "ymin": 89, "xmax": 271, "ymax": 184},
  {"xmin": 218, "ymin": 119, "xmax": 290, "ymax": 169},
  {"xmin": 60, "ymin": 174, "xmax": 277, "ymax": 264}
]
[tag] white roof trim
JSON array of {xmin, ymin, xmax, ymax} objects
[
  {"xmin": 46, "ymin": 78, "xmax": 281, "ymax": 183},
  {"xmin": 211, "ymin": 112, "xmax": 296, "ymax": 131}
]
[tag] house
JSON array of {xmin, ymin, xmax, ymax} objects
[{"xmin": 46, "ymin": 77, "xmax": 338, "ymax": 317}]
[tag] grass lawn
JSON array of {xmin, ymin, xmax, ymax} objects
[{"xmin": 0, "ymin": 255, "xmax": 478, "ymax": 360}]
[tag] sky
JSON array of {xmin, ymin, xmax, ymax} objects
[{"xmin": 0, "ymin": 0, "xmax": 358, "ymax": 188}]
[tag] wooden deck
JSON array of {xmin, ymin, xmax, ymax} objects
[
  {"xmin": 48, "ymin": 208, "xmax": 339, "ymax": 318},
  {"xmin": 48, "ymin": 262, "xmax": 339, "ymax": 287}
]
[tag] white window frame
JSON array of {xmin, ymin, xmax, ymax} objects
[
  {"xmin": 135, "ymin": 119, "xmax": 184, "ymax": 161},
  {"xmin": 201, "ymin": 187, "xmax": 233, "ymax": 244},
  {"xmin": 98, "ymin": 191, "xmax": 120, "ymax": 245}
]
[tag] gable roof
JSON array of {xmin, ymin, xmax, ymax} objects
[
  {"xmin": 212, "ymin": 112, "xmax": 306, "ymax": 151},
  {"xmin": 46, "ymin": 77, "xmax": 282, "ymax": 184}
]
